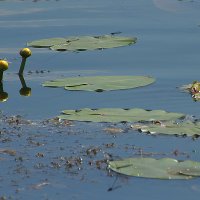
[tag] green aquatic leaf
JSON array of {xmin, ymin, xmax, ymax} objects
[
  {"xmin": 59, "ymin": 108, "xmax": 185, "ymax": 123},
  {"xmin": 132, "ymin": 121, "xmax": 200, "ymax": 137},
  {"xmin": 27, "ymin": 38, "xmax": 69, "ymax": 48},
  {"xmin": 27, "ymin": 35, "xmax": 137, "ymax": 51},
  {"xmin": 108, "ymin": 157, "xmax": 200, "ymax": 179},
  {"xmin": 43, "ymin": 76, "xmax": 155, "ymax": 92}
]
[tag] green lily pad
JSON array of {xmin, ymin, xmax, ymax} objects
[
  {"xmin": 59, "ymin": 108, "xmax": 185, "ymax": 123},
  {"xmin": 43, "ymin": 76, "xmax": 155, "ymax": 92},
  {"xmin": 27, "ymin": 35, "xmax": 137, "ymax": 52},
  {"xmin": 27, "ymin": 37, "xmax": 68, "ymax": 48},
  {"xmin": 108, "ymin": 157, "xmax": 200, "ymax": 179},
  {"xmin": 131, "ymin": 121, "xmax": 200, "ymax": 137}
]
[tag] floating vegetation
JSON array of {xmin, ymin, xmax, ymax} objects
[
  {"xmin": 131, "ymin": 121, "xmax": 200, "ymax": 137},
  {"xmin": 0, "ymin": 149, "xmax": 16, "ymax": 156},
  {"xmin": 108, "ymin": 157, "xmax": 200, "ymax": 179},
  {"xmin": 43, "ymin": 76, "xmax": 155, "ymax": 92},
  {"xmin": 59, "ymin": 108, "xmax": 185, "ymax": 123},
  {"xmin": 27, "ymin": 35, "xmax": 137, "ymax": 52},
  {"xmin": 190, "ymin": 81, "xmax": 200, "ymax": 101},
  {"xmin": 103, "ymin": 127, "xmax": 124, "ymax": 134},
  {"xmin": 180, "ymin": 81, "xmax": 200, "ymax": 101}
]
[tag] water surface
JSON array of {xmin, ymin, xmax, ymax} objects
[{"xmin": 1, "ymin": 0, "xmax": 200, "ymax": 199}]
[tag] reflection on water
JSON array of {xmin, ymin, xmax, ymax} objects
[
  {"xmin": 19, "ymin": 74, "xmax": 31, "ymax": 97},
  {"xmin": 0, "ymin": 81, "xmax": 8, "ymax": 102},
  {"xmin": 0, "ymin": 74, "xmax": 31, "ymax": 103},
  {"xmin": 0, "ymin": 47, "xmax": 32, "ymax": 101},
  {"xmin": 0, "ymin": 7, "xmax": 45, "ymax": 16},
  {"xmin": 153, "ymin": 0, "xmax": 200, "ymax": 12}
]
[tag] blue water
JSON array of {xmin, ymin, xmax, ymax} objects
[
  {"xmin": 1, "ymin": 0, "xmax": 200, "ymax": 199},
  {"xmin": 1, "ymin": 0, "xmax": 200, "ymax": 119}
]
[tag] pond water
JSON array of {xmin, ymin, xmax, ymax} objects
[{"xmin": 1, "ymin": 0, "xmax": 200, "ymax": 199}]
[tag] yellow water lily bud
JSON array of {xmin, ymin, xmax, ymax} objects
[
  {"xmin": 0, "ymin": 91, "xmax": 8, "ymax": 102},
  {"xmin": 0, "ymin": 60, "xmax": 9, "ymax": 71},
  {"xmin": 19, "ymin": 87, "xmax": 31, "ymax": 96},
  {"xmin": 20, "ymin": 48, "xmax": 32, "ymax": 58}
]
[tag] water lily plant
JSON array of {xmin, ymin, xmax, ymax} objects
[
  {"xmin": 18, "ymin": 48, "xmax": 32, "ymax": 75},
  {"xmin": 0, "ymin": 59, "xmax": 9, "ymax": 82}
]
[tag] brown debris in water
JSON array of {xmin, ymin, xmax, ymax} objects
[
  {"xmin": 103, "ymin": 127, "xmax": 124, "ymax": 134},
  {"xmin": 43, "ymin": 117, "xmax": 73, "ymax": 126},
  {"xmin": 0, "ymin": 149, "xmax": 16, "ymax": 156}
]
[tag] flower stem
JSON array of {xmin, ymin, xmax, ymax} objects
[
  {"xmin": 0, "ymin": 70, "xmax": 3, "ymax": 82},
  {"xmin": 18, "ymin": 57, "xmax": 27, "ymax": 75}
]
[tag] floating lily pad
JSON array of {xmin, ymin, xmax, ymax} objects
[
  {"xmin": 27, "ymin": 35, "xmax": 137, "ymax": 52},
  {"xmin": 43, "ymin": 76, "xmax": 155, "ymax": 92},
  {"xmin": 131, "ymin": 121, "xmax": 200, "ymax": 137},
  {"xmin": 59, "ymin": 108, "xmax": 185, "ymax": 123},
  {"xmin": 108, "ymin": 157, "xmax": 200, "ymax": 179}
]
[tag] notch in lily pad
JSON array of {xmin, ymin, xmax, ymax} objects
[
  {"xmin": 43, "ymin": 75, "xmax": 155, "ymax": 92},
  {"xmin": 27, "ymin": 34, "xmax": 137, "ymax": 52},
  {"xmin": 108, "ymin": 157, "xmax": 200, "ymax": 180}
]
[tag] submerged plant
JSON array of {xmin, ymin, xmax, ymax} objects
[{"xmin": 18, "ymin": 48, "xmax": 32, "ymax": 75}]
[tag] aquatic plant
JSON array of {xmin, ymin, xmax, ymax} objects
[
  {"xmin": 43, "ymin": 76, "xmax": 155, "ymax": 92},
  {"xmin": 131, "ymin": 121, "xmax": 200, "ymax": 137},
  {"xmin": 28, "ymin": 35, "xmax": 137, "ymax": 52},
  {"xmin": 59, "ymin": 108, "xmax": 184, "ymax": 123},
  {"xmin": 0, "ymin": 59, "xmax": 9, "ymax": 82},
  {"xmin": 18, "ymin": 48, "xmax": 32, "ymax": 75},
  {"xmin": 180, "ymin": 81, "xmax": 200, "ymax": 101},
  {"xmin": 109, "ymin": 157, "xmax": 200, "ymax": 179}
]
